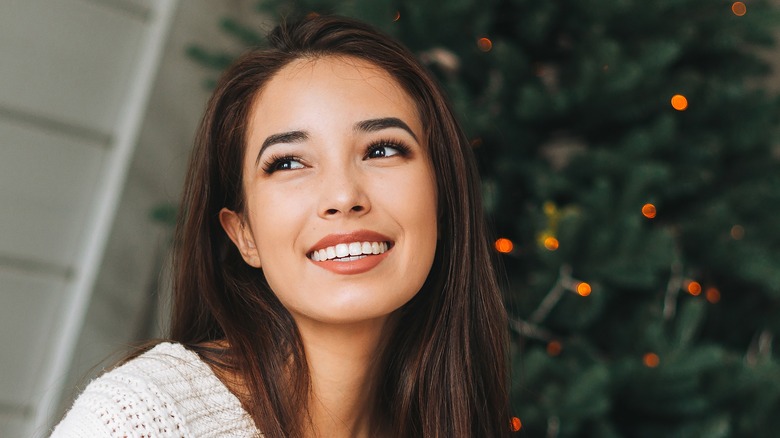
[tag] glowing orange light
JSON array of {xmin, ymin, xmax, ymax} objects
[
  {"xmin": 671, "ymin": 94, "xmax": 688, "ymax": 111},
  {"xmin": 706, "ymin": 287, "xmax": 721, "ymax": 303},
  {"xmin": 393, "ymin": 11, "xmax": 401, "ymax": 21},
  {"xmin": 477, "ymin": 37, "xmax": 493, "ymax": 52},
  {"xmin": 510, "ymin": 416, "xmax": 522, "ymax": 432},
  {"xmin": 687, "ymin": 281, "xmax": 702, "ymax": 296},
  {"xmin": 547, "ymin": 340, "xmax": 562, "ymax": 356},
  {"xmin": 732, "ymin": 2, "xmax": 747, "ymax": 16},
  {"xmin": 495, "ymin": 238, "xmax": 514, "ymax": 254},
  {"xmin": 731, "ymin": 224, "xmax": 745, "ymax": 240},
  {"xmin": 576, "ymin": 282, "xmax": 592, "ymax": 297},
  {"xmin": 642, "ymin": 203, "xmax": 657, "ymax": 219},
  {"xmin": 544, "ymin": 236, "xmax": 560, "ymax": 251},
  {"xmin": 643, "ymin": 352, "xmax": 660, "ymax": 368}
]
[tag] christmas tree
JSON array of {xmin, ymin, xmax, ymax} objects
[{"xmin": 187, "ymin": 1, "xmax": 780, "ymax": 435}]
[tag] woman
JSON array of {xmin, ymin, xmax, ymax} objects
[{"xmin": 53, "ymin": 14, "xmax": 509, "ymax": 437}]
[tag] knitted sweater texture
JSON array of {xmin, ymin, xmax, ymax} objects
[{"xmin": 51, "ymin": 342, "xmax": 260, "ymax": 437}]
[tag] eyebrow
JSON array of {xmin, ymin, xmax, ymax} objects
[
  {"xmin": 256, "ymin": 131, "xmax": 309, "ymax": 166},
  {"xmin": 255, "ymin": 117, "xmax": 418, "ymax": 166},
  {"xmin": 354, "ymin": 117, "xmax": 418, "ymax": 141}
]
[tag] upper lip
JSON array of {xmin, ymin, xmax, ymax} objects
[{"xmin": 307, "ymin": 230, "xmax": 393, "ymax": 254}]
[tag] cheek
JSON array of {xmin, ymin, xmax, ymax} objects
[
  {"xmin": 244, "ymin": 186, "xmax": 309, "ymax": 264},
  {"xmin": 407, "ymin": 165, "xmax": 438, "ymax": 229},
  {"xmin": 392, "ymin": 163, "xmax": 438, "ymax": 256}
]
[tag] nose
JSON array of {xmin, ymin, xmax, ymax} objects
[{"xmin": 317, "ymin": 165, "xmax": 371, "ymax": 218}]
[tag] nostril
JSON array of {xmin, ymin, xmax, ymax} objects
[{"xmin": 322, "ymin": 204, "xmax": 366, "ymax": 216}]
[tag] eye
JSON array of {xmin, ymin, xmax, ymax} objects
[
  {"xmin": 365, "ymin": 140, "xmax": 411, "ymax": 159},
  {"xmin": 263, "ymin": 155, "xmax": 305, "ymax": 174}
]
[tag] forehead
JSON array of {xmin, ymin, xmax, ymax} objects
[{"xmin": 247, "ymin": 55, "xmax": 422, "ymax": 138}]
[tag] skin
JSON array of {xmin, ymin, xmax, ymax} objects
[{"xmin": 220, "ymin": 56, "xmax": 438, "ymax": 437}]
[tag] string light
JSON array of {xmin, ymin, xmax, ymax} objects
[
  {"xmin": 731, "ymin": 225, "xmax": 745, "ymax": 240},
  {"xmin": 686, "ymin": 280, "xmax": 702, "ymax": 296},
  {"xmin": 706, "ymin": 287, "xmax": 721, "ymax": 303},
  {"xmin": 510, "ymin": 417, "xmax": 522, "ymax": 432},
  {"xmin": 671, "ymin": 94, "xmax": 688, "ymax": 111},
  {"xmin": 544, "ymin": 236, "xmax": 560, "ymax": 251},
  {"xmin": 642, "ymin": 203, "xmax": 657, "ymax": 219},
  {"xmin": 495, "ymin": 238, "xmax": 514, "ymax": 254},
  {"xmin": 547, "ymin": 340, "xmax": 562, "ymax": 356},
  {"xmin": 477, "ymin": 37, "xmax": 493, "ymax": 52},
  {"xmin": 576, "ymin": 282, "xmax": 592, "ymax": 297},
  {"xmin": 643, "ymin": 352, "xmax": 660, "ymax": 368},
  {"xmin": 732, "ymin": 2, "xmax": 747, "ymax": 16},
  {"xmin": 393, "ymin": 11, "xmax": 401, "ymax": 21}
]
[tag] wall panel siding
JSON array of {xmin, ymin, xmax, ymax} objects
[
  {"xmin": 0, "ymin": 0, "xmax": 178, "ymax": 435},
  {"xmin": 0, "ymin": 119, "xmax": 104, "ymax": 270},
  {"xmin": 0, "ymin": 269, "xmax": 67, "ymax": 412},
  {"xmin": 0, "ymin": 0, "xmax": 145, "ymax": 134}
]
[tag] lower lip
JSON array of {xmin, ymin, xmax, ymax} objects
[{"xmin": 309, "ymin": 248, "xmax": 391, "ymax": 275}]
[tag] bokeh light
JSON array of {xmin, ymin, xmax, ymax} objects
[
  {"xmin": 671, "ymin": 94, "xmax": 688, "ymax": 111},
  {"xmin": 576, "ymin": 282, "xmax": 592, "ymax": 297},
  {"xmin": 687, "ymin": 281, "xmax": 702, "ymax": 296},
  {"xmin": 731, "ymin": 224, "xmax": 745, "ymax": 240},
  {"xmin": 547, "ymin": 340, "xmax": 562, "ymax": 356},
  {"xmin": 393, "ymin": 10, "xmax": 401, "ymax": 21},
  {"xmin": 642, "ymin": 203, "xmax": 657, "ymax": 218},
  {"xmin": 544, "ymin": 236, "xmax": 560, "ymax": 251},
  {"xmin": 477, "ymin": 37, "xmax": 493, "ymax": 52},
  {"xmin": 643, "ymin": 352, "xmax": 660, "ymax": 368},
  {"xmin": 510, "ymin": 417, "xmax": 522, "ymax": 432},
  {"xmin": 706, "ymin": 287, "xmax": 721, "ymax": 303},
  {"xmin": 495, "ymin": 238, "xmax": 514, "ymax": 254},
  {"xmin": 732, "ymin": 2, "xmax": 747, "ymax": 16}
]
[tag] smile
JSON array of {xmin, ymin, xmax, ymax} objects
[{"xmin": 308, "ymin": 241, "xmax": 391, "ymax": 262}]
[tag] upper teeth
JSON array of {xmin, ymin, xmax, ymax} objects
[{"xmin": 310, "ymin": 241, "xmax": 389, "ymax": 261}]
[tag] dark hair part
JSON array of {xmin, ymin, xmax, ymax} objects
[{"xmin": 171, "ymin": 15, "xmax": 509, "ymax": 437}]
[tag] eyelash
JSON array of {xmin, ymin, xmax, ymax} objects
[
  {"xmin": 364, "ymin": 138, "xmax": 412, "ymax": 159},
  {"xmin": 262, "ymin": 154, "xmax": 303, "ymax": 174},
  {"xmin": 261, "ymin": 139, "xmax": 412, "ymax": 174}
]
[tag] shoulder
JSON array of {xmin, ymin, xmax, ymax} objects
[{"xmin": 51, "ymin": 342, "xmax": 259, "ymax": 438}]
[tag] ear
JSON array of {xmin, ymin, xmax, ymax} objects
[{"xmin": 219, "ymin": 208, "xmax": 262, "ymax": 268}]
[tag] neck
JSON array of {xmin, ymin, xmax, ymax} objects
[{"xmin": 296, "ymin": 316, "xmax": 393, "ymax": 438}]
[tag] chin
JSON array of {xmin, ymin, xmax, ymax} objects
[{"xmin": 291, "ymin": 296, "xmax": 412, "ymax": 327}]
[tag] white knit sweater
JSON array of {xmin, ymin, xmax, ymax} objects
[{"xmin": 51, "ymin": 342, "xmax": 260, "ymax": 437}]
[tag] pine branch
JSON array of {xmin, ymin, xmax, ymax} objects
[
  {"xmin": 663, "ymin": 235, "xmax": 684, "ymax": 321},
  {"xmin": 529, "ymin": 265, "xmax": 573, "ymax": 324},
  {"xmin": 508, "ymin": 317, "xmax": 556, "ymax": 342},
  {"xmin": 747, "ymin": 328, "xmax": 774, "ymax": 366}
]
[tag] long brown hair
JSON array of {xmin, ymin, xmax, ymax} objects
[{"xmin": 171, "ymin": 15, "xmax": 510, "ymax": 437}]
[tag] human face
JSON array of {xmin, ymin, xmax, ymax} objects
[{"xmin": 221, "ymin": 56, "xmax": 438, "ymax": 327}]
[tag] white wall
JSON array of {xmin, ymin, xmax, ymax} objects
[
  {"xmin": 53, "ymin": 2, "xmax": 268, "ymax": 424},
  {"xmin": 0, "ymin": 1, "xmax": 265, "ymax": 437},
  {"xmin": 0, "ymin": 0, "xmax": 176, "ymax": 435}
]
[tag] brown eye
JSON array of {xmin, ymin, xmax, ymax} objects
[
  {"xmin": 365, "ymin": 140, "xmax": 408, "ymax": 159},
  {"xmin": 263, "ymin": 155, "xmax": 305, "ymax": 174}
]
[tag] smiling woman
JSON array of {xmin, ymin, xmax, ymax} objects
[
  {"xmin": 220, "ymin": 56, "xmax": 438, "ymax": 326},
  {"xmin": 52, "ymin": 15, "xmax": 510, "ymax": 438}
]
